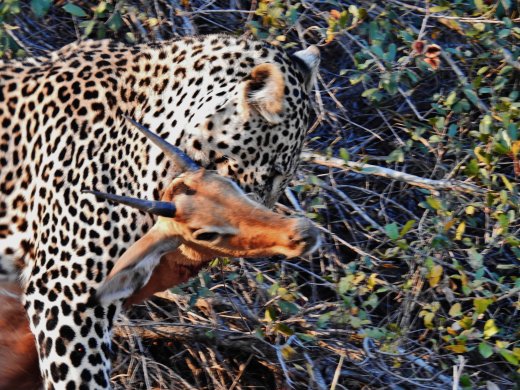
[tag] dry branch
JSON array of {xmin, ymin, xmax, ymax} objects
[
  {"xmin": 114, "ymin": 322, "xmax": 278, "ymax": 360},
  {"xmin": 302, "ymin": 152, "xmax": 484, "ymax": 194}
]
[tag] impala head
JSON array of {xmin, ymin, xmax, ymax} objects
[{"xmin": 88, "ymin": 116, "xmax": 320, "ymax": 305}]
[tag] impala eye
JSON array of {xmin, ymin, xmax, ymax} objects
[
  {"xmin": 193, "ymin": 231, "xmax": 220, "ymax": 242},
  {"xmin": 172, "ymin": 183, "xmax": 196, "ymax": 196},
  {"xmin": 184, "ymin": 186, "xmax": 196, "ymax": 196}
]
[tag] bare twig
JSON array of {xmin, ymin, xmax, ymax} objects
[
  {"xmin": 114, "ymin": 323, "xmax": 278, "ymax": 359},
  {"xmin": 317, "ymin": 182, "xmax": 385, "ymax": 233},
  {"xmin": 330, "ymin": 355, "xmax": 345, "ymax": 390},
  {"xmin": 302, "ymin": 152, "xmax": 484, "ymax": 194},
  {"xmin": 452, "ymin": 355, "xmax": 466, "ymax": 390}
]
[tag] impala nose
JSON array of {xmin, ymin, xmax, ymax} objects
[{"xmin": 294, "ymin": 220, "xmax": 321, "ymax": 256}]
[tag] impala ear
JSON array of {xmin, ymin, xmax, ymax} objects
[
  {"xmin": 241, "ymin": 63, "xmax": 285, "ymax": 124},
  {"xmin": 96, "ymin": 222, "xmax": 180, "ymax": 305},
  {"xmin": 292, "ymin": 45, "xmax": 320, "ymax": 92}
]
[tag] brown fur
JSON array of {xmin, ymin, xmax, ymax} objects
[
  {"xmin": 124, "ymin": 250, "xmax": 205, "ymax": 306},
  {"xmin": 100, "ymin": 167, "xmax": 319, "ymax": 303},
  {"xmin": 0, "ymin": 283, "xmax": 40, "ymax": 390},
  {"xmin": 250, "ymin": 63, "xmax": 285, "ymax": 114},
  {"xmin": 241, "ymin": 63, "xmax": 285, "ymax": 124}
]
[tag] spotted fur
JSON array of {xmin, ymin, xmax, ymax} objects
[{"xmin": 0, "ymin": 34, "xmax": 319, "ymax": 389}]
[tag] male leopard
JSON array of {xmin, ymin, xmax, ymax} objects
[{"xmin": 0, "ymin": 34, "xmax": 319, "ymax": 389}]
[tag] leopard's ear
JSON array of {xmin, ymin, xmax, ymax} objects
[
  {"xmin": 292, "ymin": 45, "xmax": 320, "ymax": 92},
  {"xmin": 241, "ymin": 63, "xmax": 285, "ymax": 124}
]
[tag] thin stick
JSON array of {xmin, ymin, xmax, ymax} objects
[
  {"xmin": 302, "ymin": 152, "xmax": 483, "ymax": 194},
  {"xmin": 317, "ymin": 182, "xmax": 385, "ymax": 233},
  {"xmin": 452, "ymin": 355, "xmax": 466, "ymax": 390},
  {"xmin": 228, "ymin": 354, "xmax": 254, "ymax": 390},
  {"xmin": 330, "ymin": 355, "xmax": 345, "ymax": 390}
]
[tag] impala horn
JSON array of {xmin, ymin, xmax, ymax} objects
[
  {"xmin": 124, "ymin": 115, "xmax": 200, "ymax": 172},
  {"xmin": 83, "ymin": 190, "xmax": 176, "ymax": 218}
]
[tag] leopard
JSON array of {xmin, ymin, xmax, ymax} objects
[{"xmin": 0, "ymin": 33, "xmax": 320, "ymax": 389}]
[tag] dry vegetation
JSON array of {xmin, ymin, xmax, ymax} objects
[{"xmin": 1, "ymin": 0, "xmax": 519, "ymax": 389}]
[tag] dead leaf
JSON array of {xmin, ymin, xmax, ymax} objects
[
  {"xmin": 330, "ymin": 9, "xmax": 341, "ymax": 19},
  {"xmin": 424, "ymin": 57, "xmax": 441, "ymax": 70},
  {"xmin": 425, "ymin": 44, "xmax": 441, "ymax": 58},
  {"xmin": 412, "ymin": 40, "xmax": 426, "ymax": 54}
]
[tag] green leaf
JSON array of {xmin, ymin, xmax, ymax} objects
[
  {"xmin": 107, "ymin": 11, "xmax": 123, "ymax": 32},
  {"xmin": 483, "ymin": 319, "xmax": 499, "ymax": 339},
  {"xmin": 80, "ymin": 20, "xmax": 96, "ymax": 37},
  {"xmin": 339, "ymin": 148, "xmax": 350, "ymax": 162},
  {"xmin": 474, "ymin": 298, "xmax": 493, "ymax": 314},
  {"xmin": 426, "ymin": 197, "xmax": 442, "ymax": 210},
  {"xmin": 430, "ymin": 5, "xmax": 450, "ymax": 12},
  {"xmin": 453, "ymin": 99, "xmax": 470, "ymax": 113},
  {"xmin": 356, "ymin": 289, "xmax": 372, "ymax": 305},
  {"xmin": 94, "ymin": 1, "xmax": 108, "ymax": 15},
  {"xmin": 278, "ymin": 301, "xmax": 299, "ymax": 315},
  {"xmin": 404, "ymin": 69, "xmax": 419, "ymax": 83},
  {"xmin": 477, "ymin": 66, "xmax": 489, "ymax": 75},
  {"xmin": 499, "ymin": 349, "xmax": 519, "ymax": 365},
  {"xmin": 479, "ymin": 114, "xmax": 492, "ymax": 134},
  {"xmin": 349, "ymin": 73, "xmax": 365, "ymax": 84},
  {"xmin": 427, "ymin": 265, "xmax": 443, "ymax": 287},
  {"xmin": 365, "ymin": 327, "xmax": 386, "ymax": 339},
  {"xmin": 63, "ymin": 3, "xmax": 87, "ymax": 17},
  {"xmin": 370, "ymin": 44, "xmax": 385, "ymax": 59},
  {"xmin": 385, "ymin": 43, "xmax": 397, "ymax": 62},
  {"xmin": 479, "ymin": 342, "xmax": 493, "ymax": 358},
  {"xmin": 274, "ymin": 323, "xmax": 294, "ymax": 336},
  {"xmin": 225, "ymin": 272, "xmax": 239, "ymax": 281},
  {"xmin": 296, "ymin": 332, "xmax": 316, "ymax": 342},
  {"xmin": 474, "ymin": 0, "xmax": 485, "ymax": 11},
  {"xmin": 448, "ymin": 124, "xmax": 458, "ymax": 137},
  {"xmin": 385, "ymin": 223, "xmax": 399, "ymax": 240},
  {"xmin": 463, "ymin": 87, "xmax": 481, "ymax": 108},
  {"xmin": 125, "ymin": 32, "xmax": 137, "ymax": 43},
  {"xmin": 498, "ymin": 28, "xmax": 510, "ymax": 38},
  {"xmin": 338, "ymin": 276, "xmax": 352, "ymax": 294},
  {"xmin": 31, "ymin": 0, "xmax": 52, "ymax": 17},
  {"xmin": 286, "ymin": 5, "xmax": 300, "ymax": 25},
  {"xmin": 449, "ymin": 303, "xmax": 462, "ymax": 317},
  {"xmin": 445, "ymin": 91, "xmax": 457, "ymax": 106},
  {"xmin": 473, "ymin": 22, "xmax": 486, "ymax": 31},
  {"xmin": 387, "ymin": 148, "xmax": 404, "ymax": 163},
  {"xmin": 399, "ymin": 220, "xmax": 415, "ymax": 237},
  {"xmin": 317, "ymin": 312, "xmax": 332, "ymax": 328},
  {"xmin": 460, "ymin": 375, "xmax": 472, "ymax": 387},
  {"xmin": 264, "ymin": 306, "xmax": 277, "ymax": 322},
  {"xmin": 350, "ymin": 316, "xmax": 369, "ymax": 328},
  {"xmin": 361, "ymin": 88, "xmax": 379, "ymax": 98},
  {"xmin": 468, "ymin": 249, "xmax": 484, "ymax": 270},
  {"xmin": 465, "ymin": 159, "xmax": 479, "ymax": 177}
]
